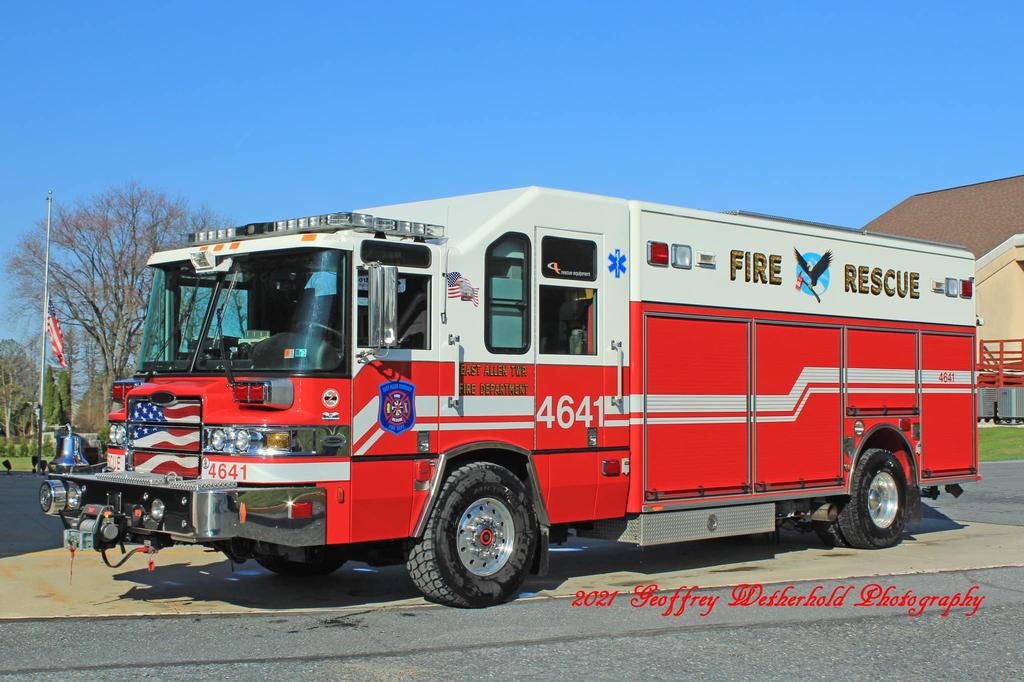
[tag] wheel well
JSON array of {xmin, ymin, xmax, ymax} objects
[
  {"xmin": 412, "ymin": 444, "xmax": 550, "ymax": 539},
  {"xmin": 856, "ymin": 425, "xmax": 917, "ymax": 485},
  {"xmin": 444, "ymin": 448, "xmax": 530, "ymax": 484}
]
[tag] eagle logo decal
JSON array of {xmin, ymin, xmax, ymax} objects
[{"xmin": 794, "ymin": 249, "xmax": 833, "ymax": 303}]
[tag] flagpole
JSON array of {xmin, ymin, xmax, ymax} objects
[{"xmin": 36, "ymin": 191, "xmax": 53, "ymax": 471}]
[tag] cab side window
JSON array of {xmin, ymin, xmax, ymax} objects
[
  {"xmin": 539, "ymin": 286, "xmax": 597, "ymax": 355},
  {"xmin": 356, "ymin": 271, "xmax": 431, "ymax": 350},
  {"xmin": 485, "ymin": 233, "xmax": 530, "ymax": 354}
]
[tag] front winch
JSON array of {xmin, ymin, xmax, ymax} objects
[{"xmin": 63, "ymin": 503, "xmax": 125, "ymax": 552}]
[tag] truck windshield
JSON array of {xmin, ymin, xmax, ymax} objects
[{"xmin": 137, "ymin": 249, "xmax": 348, "ymax": 374}]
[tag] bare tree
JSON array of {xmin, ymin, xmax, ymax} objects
[
  {"xmin": 0, "ymin": 339, "xmax": 34, "ymax": 437},
  {"xmin": 8, "ymin": 183, "xmax": 226, "ymax": 412}
]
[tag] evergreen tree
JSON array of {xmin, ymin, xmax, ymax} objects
[
  {"xmin": 42, "ymin": 365, "xmax": 55, "ymax": 426},
  {"xmin": 43, "ymin": 366, "xmax": 70, "ymax": 427}
]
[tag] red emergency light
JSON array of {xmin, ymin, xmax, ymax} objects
[
  {"xmin": 233, "ymin": 381, "xmax": 269, "ymax": 404},
  {"xmin": 111, "ymin": 379, "xmax": 141, "ymax": 403},
  {"xmin": 288, "ymin": 501, "xmax": 313, "ymax": 520},
  {"xmin": 647, "ymin": 241, "xmax": 669, "ymax": 266},
  {"xmin": 960, "ymin": 279, "xmax": 973, "ymax": 299}
]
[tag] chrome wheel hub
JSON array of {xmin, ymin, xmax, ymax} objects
[
  {"xmin": 867, "ymin": 470, "xmax": 899, "ymax": 529},
  {"xmin": 457, "ymin": 497, "xmax": 515, "ymax": 576}
]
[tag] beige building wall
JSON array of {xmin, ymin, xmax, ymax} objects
[{"xmin": 976, "ymin": 234, "xmax": 1024, "ymax": 345}]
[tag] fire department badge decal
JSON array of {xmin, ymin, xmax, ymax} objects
[{"xmin": 378, "ymin": 381, "xmax": 416, "ymax": 435}]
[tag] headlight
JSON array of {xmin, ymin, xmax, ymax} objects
[
  {"xmin": 39, "ymin": 480, "xmax": 66, "ymax": 515},
  {"xmin": 150, "ymin": 498, "xmax": 165, "ymax": 522},
  {"xmin": 210, "ymin": 429, "xmax": 227, "ymax": 451},
  {"xmin": 65, "ymin": 482, "xmax": 82, "ymax": 511},
  {"xmin": 108, "ymin": 424, "xmax": 126, "ymax": 447},
  {"xmin": 233, "ymin": 429, "xmax": 252, "ymax": 452}
]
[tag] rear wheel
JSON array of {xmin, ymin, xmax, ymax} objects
[
  {"xmin": 406, "ymin": 462, "xmax": 537, "ymax": 608},
  {"xmin": 837, "ymin": 449, "xmax": 907, "ymax": 549}
]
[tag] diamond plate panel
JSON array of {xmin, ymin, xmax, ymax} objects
[{"xmin": 582, "ymin": 503, "xmax": 775, "ymax": 546}]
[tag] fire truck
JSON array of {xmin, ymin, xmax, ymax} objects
[{"xmin": 39, "ymin": 187, "xmax": 978, "ymax": 608}]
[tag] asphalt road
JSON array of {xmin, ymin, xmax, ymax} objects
[{"xmin": 0, "ymin": 462, "xmax": 1021, "ymax": 680}]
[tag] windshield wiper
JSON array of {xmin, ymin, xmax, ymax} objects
[{"xmin": 214, "ymin": 266, "xmax": 240, "ymax": 387}]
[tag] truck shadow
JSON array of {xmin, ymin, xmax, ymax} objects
[{"xmin": 106, "ymin": 504, "xmax": 967, "ymax": 611}]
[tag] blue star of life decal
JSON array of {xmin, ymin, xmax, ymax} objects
[
  {"xmin": 378, "ymin": 380, "xmax": 416, "ymax": 435},
  {"xmin": 608, "ymin": 248, "xmax": 627, "ymax": 279}
]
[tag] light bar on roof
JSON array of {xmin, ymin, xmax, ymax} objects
[{"xmin": 186, "ymin": 210, "xmax": 443, "ymax": 246}]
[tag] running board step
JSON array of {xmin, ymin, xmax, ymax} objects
[{"xmin": 578, "ymin": 503, "xmax": 776, "ymax": 546}]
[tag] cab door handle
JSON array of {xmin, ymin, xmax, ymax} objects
[
  {"xmin": 448, "ymin": 333, "xmax": 461, "ymax": 408},
  {"xmin": 611, "ymin": 340, "xmax": 624, "ymax": 409}
]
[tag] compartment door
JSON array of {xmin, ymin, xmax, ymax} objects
[
  {"xmin": 754, "ymin": 323, "xmax": 842, "ymax": 490},
  {"xmin": 921, "ymin": 333, "xmax": 976, "ymax": 478},
  {"xmin": 644, "ymin": 316, "xmax": 750, "ymax": 499}
]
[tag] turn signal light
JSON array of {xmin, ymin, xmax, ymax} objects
[
  {"xmin": 265, "ymin": 432, "xmax": 290, "ymax": 450},
  {"xmin": 233, "ymin": 381, "xmax": 268, "ymax": 403}
]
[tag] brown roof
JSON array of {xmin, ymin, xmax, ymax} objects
[{"xmin": 865, "ymin": 175, "xmax": 1024, "ymax": 257}]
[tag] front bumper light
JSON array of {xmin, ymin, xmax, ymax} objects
[
  {"xmin": 39, "ymin": 480, "xmax": 67, "ymax": 515},
  {"xmin": 65, "ymin": 482, "xmax": 83, "ymax": 511}
]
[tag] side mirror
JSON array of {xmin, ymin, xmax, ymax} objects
[{"xmin": 367, "ymin": 263, "xmax": 399, "ymax": 349}]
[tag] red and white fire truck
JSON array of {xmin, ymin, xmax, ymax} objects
[{"xmin": 40, "ymin": 187, "xmax": 978, "ymax": 607}]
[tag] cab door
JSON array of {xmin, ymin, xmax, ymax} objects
[
  {"xmin": 534, "ymin": 226, "xmax": 629, "ymax": 522},
  {"xmin": 351, "ymin": 240, "xmax": 441, "ymax": 457},
  {"xmin": 349, "ymin": 240, "xmax": 441, "ymax": 541}
]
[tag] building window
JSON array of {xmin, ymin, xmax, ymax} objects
[
  {"xmin": 485, "ymin": 233, "xmax": 530, "ymax": 354},
  {"xmin": 539, "ymin": 286, "xmax": 597, "ymax": 355}
]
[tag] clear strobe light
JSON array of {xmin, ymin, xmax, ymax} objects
[{"xmin": 188, "ymin": 210, "xmax": 443, "ymax": 246}]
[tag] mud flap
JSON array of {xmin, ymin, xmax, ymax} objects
[
  {"xmin": 530, "ymin": 525, "xmax": 549, "ymax": 576},
  {"xmin": 905, "ymin": 483, "xmax": 922, "ymax": 523}
]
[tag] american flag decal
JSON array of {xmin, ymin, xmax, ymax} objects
[
  {"xmin": 130, "ymin": 399, "xmax": 201, "ymax": 425},
  {"xmin": 128, "ymin": 398, "xmax": 203, "ymax": 476},
  {"xmin": 46, "ymin": 299, "xmax": 67, "ymax": 368},
  {"xmin": 446, "ymin": 271, "xmax": 479, "ymax": 307}
]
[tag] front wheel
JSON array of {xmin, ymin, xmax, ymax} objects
[
  {"xmin": 837, "ymin": 449, "xmax": 907, "ymax": 549},
  {"xmin": 406, "ymin": 462, "xmax": 538, "ymax": 608}
]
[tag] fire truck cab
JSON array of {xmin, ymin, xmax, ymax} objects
[{"xmin": 40, "ymin": 187, "xmax": 977, "ymax": 608}]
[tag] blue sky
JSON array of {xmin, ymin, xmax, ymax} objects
[{"xmin": 2, "ymin": 2, "xmax": 1022, "ymax": 340}]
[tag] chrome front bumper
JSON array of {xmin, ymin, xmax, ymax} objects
[{"xmin": 52, "ymin": 471, "xmax": 326, "ymax": 548}]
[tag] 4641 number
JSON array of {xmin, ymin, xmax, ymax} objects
[{"xmin": 536, "ymin": 395, "xmax": 605, "ymax": 429}]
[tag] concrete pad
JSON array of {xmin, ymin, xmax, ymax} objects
[{"xmin": 1, "ymin": 516, "xmax": 1022, "ymax": 620}]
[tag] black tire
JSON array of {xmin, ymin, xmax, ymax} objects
[
  {"xmin": 813, "ymin": 519, "xmax": 849, "ymax": 547},
  {"xmin": 837, "ymin": 449, "xmax": 907, "ymax": 549},
  {"xmin": 406, "ymin": 462, "xmax": 538, "ymax": 608},
  {"xmin": 256, "ymin": 548, "xmax": 347, "ymax": 577}
]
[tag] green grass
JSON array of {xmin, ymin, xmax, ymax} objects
[
  {"xmin": 1, "ymin": 457, "xmax": 37, "ymax": 472},
  {"xmin": 978, "ymin": 427, "xmax": 1024, "ymax": 461}
]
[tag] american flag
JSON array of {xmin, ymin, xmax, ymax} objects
[
  {"xmin": 129, "ymin": 399, "xmax": 202, "ymax": 452},
  {"xmin": 46, "ymin": 300, "xmax": 66, "ymax": 368},
  {"xmin": 446, "ymin": 271, "xmax": 479, "ymax": 307}
]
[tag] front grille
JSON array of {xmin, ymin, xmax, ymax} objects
[{"xmin": 127, "ymin": 397, "xmax": 203, "ymax": 477}]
